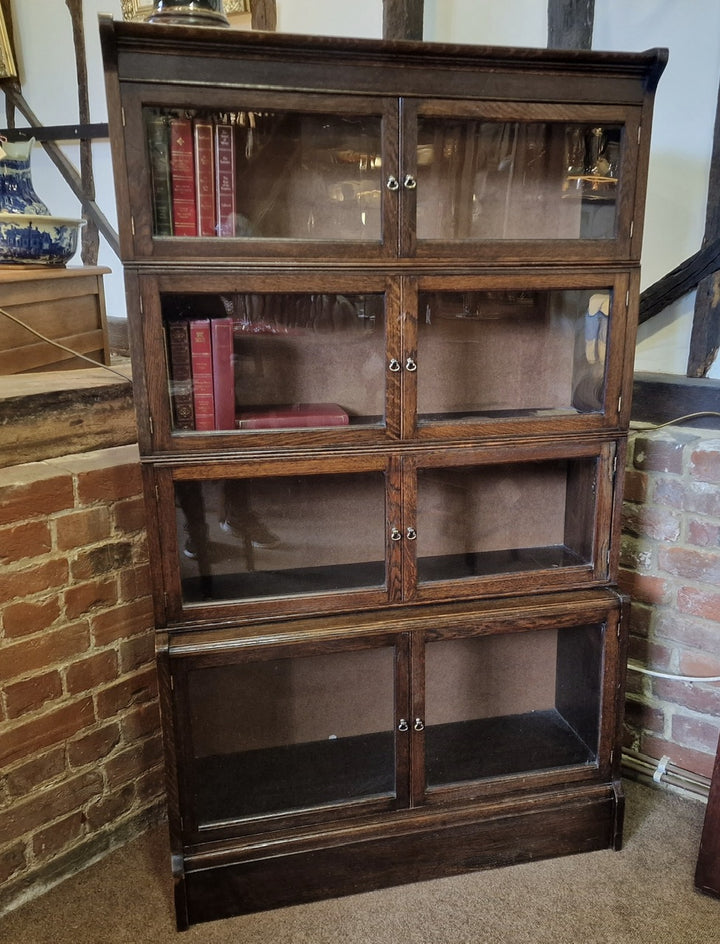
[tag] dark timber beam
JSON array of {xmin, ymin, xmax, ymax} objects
[
  {"xmin": 251, "ymin": 0, "xmax": 277, "ymax": 31},
  {"xmin": 547, "ymin": 0, "xmax": 594, "ymax": 50},
  {"xmin": 687, "ymin": 73, "xmax": 720, "ymax": 376},
  {"xmin": 383, "ymin": 0, "xmax": 424, "ymax": 41},
  {"xmin": 639, "ymin": 238, "xmax": 720, "ymax": 325}
]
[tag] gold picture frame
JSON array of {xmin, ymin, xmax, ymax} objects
[
  {"xmin": 121, "ymin": 1, "xmax": 249, "ymax": 20},
  {"xmin": 0, "ymin": 6, "xmax": 17, "ymax": 80}
]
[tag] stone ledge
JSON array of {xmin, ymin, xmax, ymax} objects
[{"xmin": 0, "ymin": 365, "xmax": 137, "ymax": 467}]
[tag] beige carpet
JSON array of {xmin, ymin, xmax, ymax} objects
[{"xmin": 1, "ymin": 779, "xmax": 717, "ymax": 943}]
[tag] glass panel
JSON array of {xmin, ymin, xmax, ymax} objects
[
  {"xmin": 415, "ymin": 458, "xmax": 596, "ymax": 584},
  {"xmin": 162, "ymin": 292, "xmax": 386, "ymax": 433},
  {"xmin": 424, "ymin": 623, "xmax": 603, "ymax": 787},
  {"xmin": 175, "ymin": 472, "xmax": 387, "ymax": 604},
  {"xmin": 145, "ymin": 107, "xmax": 383, "ymax": 241},
  {"xmin": 185, "ymin": 646, "xmax": 396, "ymax": 825},
  {"xmin": 417, "ymin": 288, "xmax": 610, "ymax": 423},
  {"xmin": 416, "ymin": 119, "xmax": 621, "ymax": 241}
]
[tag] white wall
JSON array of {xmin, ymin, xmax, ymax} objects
[{"xmin": 4, "ymin": 0, "xmax": 718, "ymax": 377}]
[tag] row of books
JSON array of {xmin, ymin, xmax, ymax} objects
[
  {"xmin": 146, "ymin": 112, "xmax": 237, "ymax": 237},
  {"xmin": 166, "ymin": 318, "xmax": 350, "ymax": 431}
]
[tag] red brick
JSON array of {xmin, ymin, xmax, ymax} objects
[
  {"xmin": 121, "ymin": 700, "xmax": 161, "ymax": 742},
  {"xmin": 113, "ymin": 496, "xmax": 147, "ymax": 534},
  {"xmin": 91, "ymin": 597, "xmax": 154, "ymax": 647},
  {"xmin": 677, "ymin": 586, "xmax": 720, "ymax": 622},
  {"xmin": 622, "ymin": 505, "xmax": 680, "ymax": 543},
  {"xmin": 689, "ymin": 441, "xmax": 720, "ymax": 484},
  {"xmin": 619, "ymin": 535, "xmax": 655, "ymax": 573},
  {"xmin": 617, "ymin": 569, "xmax": 669, "ymax": 605},
  {"xmin": 95, "ymin": 666, "xmax": 158, "ymax": 721},
  {"xmin": 622, "ymin": 469, "xmax": 648, "ymax": 503},
  {"xmin": 632, "ymin": 434, "xmax": 691, "ymax": 474},
  {"xmin": 623, "ymin": 696, "xmax": 665, "ymax": 734},
  {"xmin": 0, "ymin": 622, "xmax": 90, "ymax": 682},
  {"xmin": 4, "ymin": 747, "xmax": 66, "ymax": 798},
  {"xmin": 628, "ymin": 601, "xmax": 652, "ymax": 637},
  {"xmin": 640, "ymin": 735, "xmax": 717, "ymax": 779},
  {"xmin": 0, "ymin": 697, "xmax": 95, "ymax": 768},
  {"xmin": 134, "ymin": 764, "xmax": 166, "ymax": 807},
  {"xmin": 0, "ymin": 557, "xmax": 69, "ymax": 606},
  {"xmin": 65, "ymin": 650, "xmax": 119, "ymax": 696},
  {"xmin": 67, "ymin": 722, "xmax": 122, "ymax": 769},
  {"xmin": 0, "ymin": 467, "xmax": 74, "ymax": 527},
  {"xmin": 119, "ymin": 632, "xmax": 155, "ymax": 674},
  {"xmin": 671, "ymin": 713, "xmax": 720, "ymax": 755},
  {"xmin": 688, "ymin": 519, "xmax": 720, "ymax": 548},
  {"xmin": 104, "ymin": 734, "xmax": 164, "ymax": 791},
  {"xmin": 4, "ymin": 670, "xmax": 63, "ymax": 719},
  {"xmin": 74, "ymin": 457, "xmax": 143, "ymax": 506},
  {"xmin": 1, "ymin": 598, "xmax": 61, "ymax": 639},
  {"xmin": 55, "ymin": 507, "xmax": 112, "ymax": 551},
  {"xmin": 653, "ymin": 676, "xmax": 720, "ymax": 716},
  {"xmin": 85, "ymin": 785, "xmax": 136, "ymax": 831},
  {"xmin": 678, "ymin": 481, "xmax": 720, "ymax": 517},
  {"xmin": 32, "ymin": 811, "xmax": 85, "ymax": 860},
  {"xmin": 70, "ymin": 542, "xmax": 134, "ymax": 581},
  {"xmin": 63, "ymin": 578, "xmax": 119, "ymax": 620},
  {"xmin": 679, "ymin": 650, "xmax": 720, "ymax": 679},
  {"xmin": 117, "ymin": 564, "xmax": 152, "ymax": 603},
  {"xmin": 0, "ymin": 843, "xmax": 26, "ymax": 884},
  {"xmin": 0, "ymin": 520, "xmax": 52, "ymax": 564},
  {"xmin": 655, "ymin": 611, "xmax": 720, "ymax": 653},
  {"xmin": 658, "ymin": 546, "xmax": 720, "ymax": 583},
  {"xmin": 0, "ymin": 770, "xmax": 101, "ymax": 845}
]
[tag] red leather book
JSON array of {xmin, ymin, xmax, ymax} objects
[
  {"xmin": 169, "ymin": 116, "xmax": 197, "ymax": 236},
  {"xmin": 211, "ymin": 317, "xmax": 236, "ymax": 430},
  {"xmin": 189, "ymin": 319, "xmax": 215, "ymax": 430},
  {"xmin": 166, "ymin": 320, "xmax": 195, "ymax": 430},
  {"xmin": 193, "ymin": 118, "xmax": 217, "ymax": 237},
  {"xmin": 236, "ymin": 403, "xmax": 349, "ymax": 430},
  {"xmin": 214, "ymin": 121, "xmax": 236, "ymax": 237}
]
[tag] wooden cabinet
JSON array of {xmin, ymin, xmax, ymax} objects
[{"xmin": 100, "ymin": 17, "xmax": 665, "ymax": 929}]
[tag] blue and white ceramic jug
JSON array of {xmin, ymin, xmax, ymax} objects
[{"xmin": 0, "ymin": 137, "xmax": 51, "ymax": 215}]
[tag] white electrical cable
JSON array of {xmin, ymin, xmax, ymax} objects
[{"xmin": 627, "ymin": 661, "xmax": 720, "ymax": 683}]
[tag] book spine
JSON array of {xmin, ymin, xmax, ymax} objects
[
  {"xmin": 194, "ymin": 118, "xmax": 217, "ymax": 237},
  {"xmin": 211, "ymin": 317, "xmax": 236, "ymax": 430},
  {"xmin": 167, "ymin": 321, "xmax": 195, "ymax": 429},
  {"xmin": 169, "ymin": 116, "xmax": 197, "ymax": 236},
  {"xmin": 189, "ymin": 319, "xmax": 215, "ymax": 430},
  {"xmin": 146, "ymin": 112, "xmax": 173, "ymax": 236},
  {"xmin": 214, "ymin": 121, "xmax": 236, "ymax": 238}
]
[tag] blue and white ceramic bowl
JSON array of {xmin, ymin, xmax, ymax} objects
[{"xmin": 0, "ymin": 213, "xmax": 84, "ymax": 266}]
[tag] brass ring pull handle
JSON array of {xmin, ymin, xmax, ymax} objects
[
  {"xmin": 386, "ymin": 175, "xmax": 400, "ymax": 191},
  {"xmin": 414, "ymin": 718, "xmax": 425, "ymax": 731},
  {"xmin": 405, "ymin": 357, "xmax": 417, "ymax": 372},
  {"xmin": 391, "ymin": 527, "xmax": 402, "ymax": 542},
  {"xmin": 406, "ymin": 527, "xmax": 417, "ymax": 541},
  {"xmin": 403, "ymin": 174, "xmax": 417, "ymax": 190},
  {"xmin": 398, "ymin": 719, "xmax": 409, "ymax": 732}
]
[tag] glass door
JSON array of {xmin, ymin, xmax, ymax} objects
[
  {"xmin": 172, "ymin": 633, "xmax": 409, "ymax": 839},
  {"xmin": 138, "ymin": 271, "xmax": 401, "ymax": 450},
  {"xmin": 158, "ymin": 455, "xmax": 401, "ymax": 622},
  {"xmin": 402, "ymin": 443, "xmax": 616, "ymax": 603},
  {"xmin": 401, "ymin": 101, "xmax": 639, "ymax": 261},
  {"xmin": 127, "ymin": 87, "xmax": 398, "ymax": 259},
  {"xmin": 422, "ymin": 621, "xmax": 605, "ymax": 795},
  {"xmin": 404, "ymin": 273, "xmax": 630, "ymax": 439}
]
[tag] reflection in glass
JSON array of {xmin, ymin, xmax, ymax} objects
[
  {"xmin": 145, "ymin": 107, "xmax": 383, "ymax": 241},
  {"xmin": 416, "ymin": 119, "xmax": 621, "ymax": 241},
  {"xmin": 416, "ymin": 458, "xmax": 597, "ymax": 584},
  {"xmin": 176, "ymin": 472, "xmax": 387, "ymax": 604},
  {"xmin": 186, "ymin": 647, "xmax": 396, "ymax": 825},
  {"xmin": 424, "ymin": 624, "xmax": 602, "ymax": 787},
  {"xmin": 417, "ymin": 288, "xmax": 610, "ymax": 423},
  {"xmin": 162, "ymin": 292, "xmax": 386, "ymax": 433}
]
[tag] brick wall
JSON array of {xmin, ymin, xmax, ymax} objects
[
  {"xmin": 621, "ymin": 425, "xmax": 720, "ymax": 780},
  {"xmin": 0, "ymin": 444, "xmax": 163, "ymax": 914}
]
